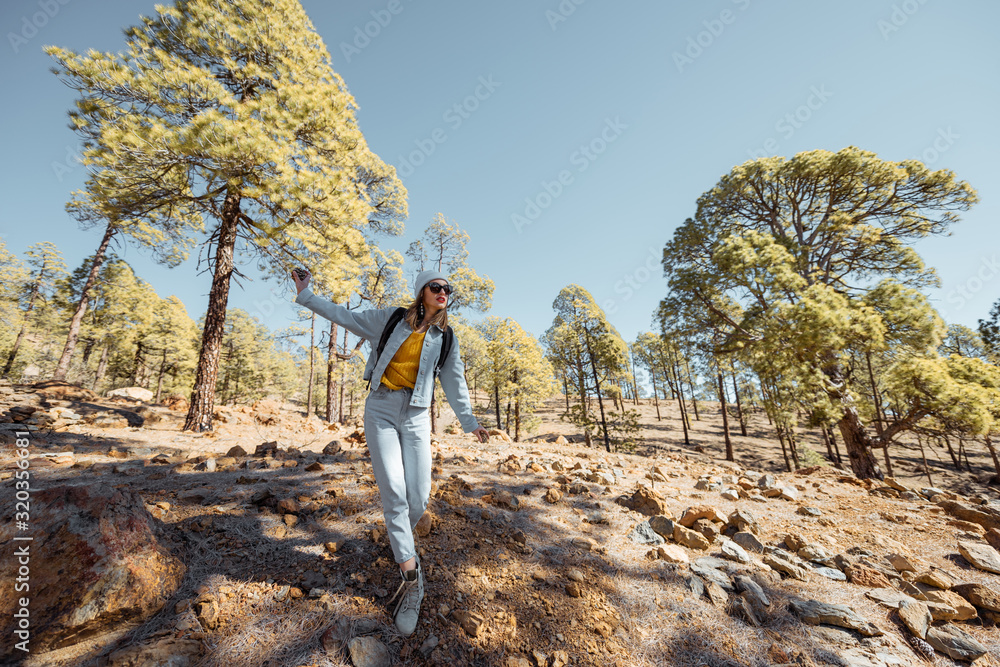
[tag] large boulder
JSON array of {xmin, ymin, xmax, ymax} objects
[
  {"xmin": 0, "ymin": 484, "xmax": 185, "ymax": 657},
  {"xmin": 107, "ymin": 386, "xmax": 155, "ymax": 402}
]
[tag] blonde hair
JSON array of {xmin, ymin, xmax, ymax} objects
[{"xmin": 404, "ymin": 286, "xmax": 449, "ymax": 332}]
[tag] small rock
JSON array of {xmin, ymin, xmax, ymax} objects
[
  {"xmin": 655, "ymin": 545, "xmax": 689, "ymax": 564},
  {"xmin": 764, "ymin": 553, "xmax": 810, "ymax": 581},
  {"xmin": 897, "ymin": 599, "xmax": 931, "ymax": 639},
  {"xmin": 922, "ymin": 589, "xmax": 977, "ymax": 621},
  {"xmin": 453, "ymin": 610, "xmax": 486, "ymax": 637},
  {"xmin": 544, "ymin": 488, "xmax": 562, "ymax": 503},
  {"xmin": 649, "ymin": 515, "xmax": 675, "ymax": 539},
  {"xmin": 925, "ymin": 624, "xmax": 987, "ymax": 662},
  {"xmin": 415, "ymin": 511, "xmax": 435, "ymax": 537},
  {"xmin": 845, "ymin": 565, "xmax": 892, "ymax": 589},
  {"xmin": 885, "ymin": 553, "xmax": 918, "ymax": 573},
  {"xmin": 952, "ymin": 582, "xmax": 1000, "ymax": 613},
  {"xmin": 732, "ymin": 531, "xmax": 764, "ymax": 553},
  {"xmin": 565, "ymin": 582, "xmax": 582, "ymax": 598},
  {"xmin": 628, "ymin": 520, "xmax": 665, "ymax": 545},
  {"xmin": 727, "ymin": 509, "xmax": 761, "ymax": 535},
  {"xmin": 915, "ymin": 569, "xmax": 955, "ymax": 590},
  {"xmin": 811, "ymin": 566, "xmax": 847, "ymax": 581},
  {"xmin": 789, "ymin": 600, "xmax": 882, "ymax": 637},
  {"xmin": 734, "ymin": 575, "xmax": 770, "ymax": 609},
  {"xmin": 704, "ymin": 581, "xmax": 728, "ymax": 606},
  {"xmin": 673, "ymin": 524, "xmax": 710, "ymax": 550},
  {"xmin": 678, "ymin": 505, "xmax": 726, "ymax": 527},
  {"xmin": 720, "ymin": 539, "xmax": 750, "ymax": 564},
  {"xmin": 347, "ymin": 636, "xmax": 391, "ymax": 667},
  {"xmin": 796, "ymin": 506, "xmax": 822, "ymax": 517},
  {"xmin": 957, "ymin": 540, "xmax": 1000, "ymax": 574},
  {"xmin": 623, "ymin": 486, "xmax": 670, "ymax": 516}
]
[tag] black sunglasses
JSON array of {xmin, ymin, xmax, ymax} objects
[{"xmin": 426, "ymin": 282, "xmax": 453, "ymax": 295}]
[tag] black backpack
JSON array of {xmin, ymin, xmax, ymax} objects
[{"xmin": 366, "ymin": 307, "xmax": 453, "ymax": 390}]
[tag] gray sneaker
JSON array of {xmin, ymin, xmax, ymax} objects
[{"xmin": 388, "ymin": 557, "xmax": 424, "ymax": 636}]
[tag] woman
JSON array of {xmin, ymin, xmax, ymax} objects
[{"xmin": 291, "ymin": 268, "xmax": 489, "ymax": 637}]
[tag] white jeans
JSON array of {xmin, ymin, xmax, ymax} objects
[{"xmin": 363, "ymin": 383, "xmax": 431, "ymax": 564}]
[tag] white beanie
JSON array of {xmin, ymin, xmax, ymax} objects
[{"xmin": 414, "ymin": 270, "xmax": 448, "ymax": 299}]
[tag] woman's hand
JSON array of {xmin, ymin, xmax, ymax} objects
[
  {"xmin": 291, "ymin": 268, "xmax": 311, "ymax": 294},
  {"xmin": 471, "ymin": 426, "xmax": 489, "ymax": 443}
]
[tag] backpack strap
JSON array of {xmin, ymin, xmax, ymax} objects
[
  {"xmin": 434, "ymin": 328, "xmax": 454, "ymax": 378},
  {"xmin": 366, "ymin": 307, "xmax": 406, "ymax": 390}
]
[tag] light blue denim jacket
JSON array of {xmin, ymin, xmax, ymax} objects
[{"xmin": 294, "ymin": 287, "xmax": 480, "ymax": 433}]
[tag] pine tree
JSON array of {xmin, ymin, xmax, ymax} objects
[
  {"xmin": 476, "ymin": 317, "xmax": 556, "ymax": 441},
  {"xmin": 661, "ymin": 146, "xmax": 978, "ymax": 479},
  {"xmin": 544, "ymin": 285, "xmax": 628, "ymax": 452},
  {"xmin": 46, "ymin": 0, "xmax": 404, "ymax": 430},
  {"xmin": 3, "ymin": 242, "xmax": 67, "ymax": 377}
]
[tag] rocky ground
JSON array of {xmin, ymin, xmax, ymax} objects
[{"xmin": 2, "ymin": 378, "xmax": 1000, "ymax": 667}]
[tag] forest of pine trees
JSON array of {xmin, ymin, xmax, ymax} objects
[{"xmin": 3, "ymin": 0, "xmax": 999, "ymax": 485}]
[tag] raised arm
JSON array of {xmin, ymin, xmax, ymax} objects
[{"xmin": 291, "ymin": 269, "xmax": 391, "ymax": 341}]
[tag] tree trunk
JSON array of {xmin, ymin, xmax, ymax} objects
[
  {"xmin": 717, "ymin": 371, "xmax": 733, "ymax": 461},
  {"xmin": 660, "ymin": 352, "xmax": 690, "ymax": 447},
  {"xmin": 731, "ymin": 372, "xmax": 747, "ymax": 436},
  {"xmin": 984, "ymin": 435, "xmax": 1000, "ymax": 484},
  {"xmin": 494, "ymin": 385, "xmax": 502, "ymax": 431},
  {"xmin": 184, "ymin": 189, "xmax": 240, "ymax": 431},
  {"xmin": 92, "ymin": 343, "xmax": 110, "ymax": 391},
  {"xmin": 630, "ymin": 353, "xmax": 639, "ymax": 406},
  {"xmin": 305, "ymin": 311, "xmax": 315, "ymax": 417},
  {"xmin": 827, "ymin": 426, "xmax": 843, "ymax": 466},
  {"xmin": 651, "ymin": 373, "xmax": 661, "ymax": 421},
  {"xmin": 821, "ymin": 425, "xmax": 837, "ymax": 465},
  {"xmin": 515, "ymin": 398, "xmax": 521, "ymax": 442},
  {"xmin": 583, "ymin": 335, "xmax": 611, "ymax": 453},
  {"xmin": 132, "ymin": 341, "xmax": 145, "ymax": 386},
  {"xmin": 788, "ymin": 428, "xmax": 800, "ymax": 470},
  {"xmin": 325, "ymin": 321, "xmax": 337, "ymax": 422},
  {"xmin": 836, "ymin": 408, "xmax": 884, "ymax": 480},
  {"xmin": 916, "ymin": 431, "xmax": 934, "ymax": 487},
  {"xmin": 683, "ymin": 359, "xmax": 700, "ymax": 421},
  {"xmin": 776, "ymin": 425, "xmax": 792, "ymax": 472},
  {"xmin": 3, "ymin": 277, "xmax": 41, "ymax": 376},
  {"xmin": 155, "ymin": 349, "xmax": 167, "ymax": 403},
  {"xmin": 826, "ymin": 360, "xmax": 884, "ymax": 480},
  {"xmin": 866, "ymin": 350, "xmax": 885, "ymax": 436},
  {"xmin": 53, "ymin": 223, "xmax": 115, "ymax": 381},
  {"xmin": 339, "ymin": 326, "xmax": 347, "ymax": 423},
  {"xmin": 943, "ymin": 433, "xmax": 961, "ymax": 470}
]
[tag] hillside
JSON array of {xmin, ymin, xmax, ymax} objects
[{"xmin": 2, "ymin": 380, "xmax": 1000, "ymax": 666}]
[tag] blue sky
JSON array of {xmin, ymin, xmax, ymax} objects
[{"xmin": 1, "ymin": 0, "xmax": 998, "ymax": 351}]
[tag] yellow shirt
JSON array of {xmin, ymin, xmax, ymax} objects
[{"xmin": 380, "ymin": 331, "xmax": 426, "ymax": 390}]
